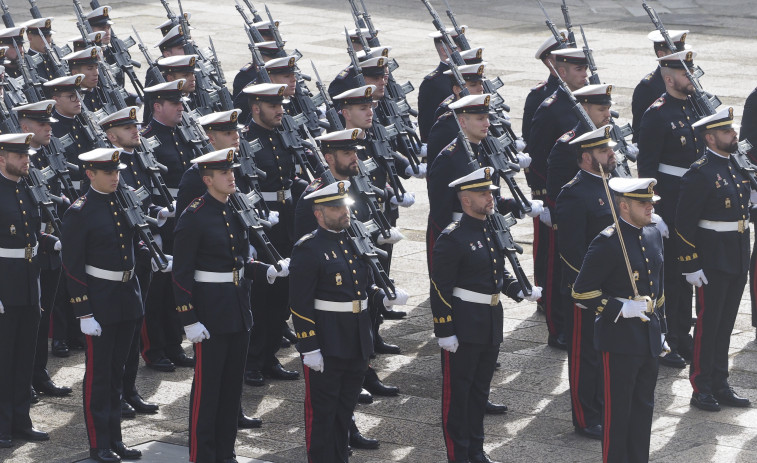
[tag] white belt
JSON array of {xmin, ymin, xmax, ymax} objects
[
  {"xmin": 452, "ymin": 287, "xmax": 500, "ymax": 306},
  {"xmin": 194, "ymin": 268, "xmax": 244, "ymax": 283},
  {"xmin": 314, "ymin": 298, "xmax": 368, "ymax": 313},
  {"xmin": 452, "ymin": 212, "xmax": 463, "ymax": 221},
  {"xmin": 261, "ymin": 189, "xmax": 292, "ymax": 202},
  {"xmin": 0, "ymin": 243, "xmax": 38, "ymax": 259},
  {"xmin": 698, "ymin": 219, "xmax": 749, "ymax": 233},
  {"xmin": 153, "ymin": 187, "xmax": 179, "ymax": 197},
  {"xmin": 85, "ymin": 264, "xmax": 134, "ymax": 282},
  {"xmin": 657, "ymin": 163, "xmax": 688, "ymax": 177}
]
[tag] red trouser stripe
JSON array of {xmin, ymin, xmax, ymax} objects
[
  {"xmin": 602, "ymin": 352, "xmax": 611, "ymax": 463},
  {"xmin": 690, "ymin": 286, "xmax": 706, "ymax": 393},
  {"xmin": 190, "ymin": 342, "xmax": 203, "ymax": 462},
  {"xmin": 303, "ymin": 362, "xmax": 314, "ymax": 463},
  {"xmin": 545, "ymin": 227, "xmax": 556, "ymax": 333},
  {"xmin": 570, "ymin": 305, "xmax": 586, "ymax": 428},
  {"xmin": 84, "ymin": 336, "xmax": 97, "ymax": 448},
  {"xmin": 532, "ymin": 217, "xmax": 540, "ymax": 272},
  {"xmin": 441, "ymin": 350, "xmax": 455, "ymax": 461}
]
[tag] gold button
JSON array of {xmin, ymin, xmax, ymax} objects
[
  {"xmin": 114, "ymin": 211, "xmax": 118, "ymax": 216},
  {"xmin": 650, "ymin": 282, "xmax": 653, "ymax": 286},
  {"xmin": 124, "ymin": 256, "xmax": 127, "ymax": 260},
  {"xmin": 352, "ymin": 270, "xmax": 356, "ymax": 274},
  {"xmin": 642, "ymin": 247, "xmax": 645, "ymax": 251},
  {"xmin": 121, "ymin": 244, "xmax": 125, "ymax": 249},
  {"xmin": 230, "ymin": 234, "xmax": 234, "ymax": 238},
  {"xmin": 357, "ymin": 291, "xmax": 361, "ymax": 296},
  {"xmin": 119, "ymin": 234, "xmax": 123, "ymax": 238},
  {"xmin": 354, "ymin": 280, "xmax": 358, "ymax": 284},
  {"xmin": 222, "ymin": 211, "xmax": 226, "ymax": 215},
  {"xmin": 117, "ymin": 222, "xmax": 121, "ymax": 226},
  {"xmin": 344, "ymin": 250, "xmax": 348, "ymax": 254},
  {"xmin": 349, "ymin": 260, "xmax": 353, "ymax": 264}
]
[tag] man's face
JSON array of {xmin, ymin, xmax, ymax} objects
[
  {"xmin": 342, "ymin": 103, "xmax": 374, "ymax": 129},
  {"xmin": 162, "ymin": 45, "xmax": 185, "ymax": 57},
  {"xmin": 208, "ymin": 130, "xmax": 240, "ymax": 150},
  {"xmin": 166, "ymin": 71, "xmax": 196, "ymax": 92},
  {"xmin": 21, "ymin": 119, "xmax": 52, "ymax": 147},
  {"xmin": 584, "ymin": 103, "xmax": 612, "ymax": 127},
  {"xmin": 52, "ymin": 92, "xmax": 82, "ymax": 117},
  {"xmin": 4, "ymin": 44, "xmax": 20, "ymax": 61},
  {"xmin": 710, "ymin": 127, "xmax": 738, "ymax": 154},
  {"xmin": 558, "ymin": 63, "xmax": 588, "ymax": 91},
  {"xmin": 327, "ymin": 149, "xmax": 359, "ymax": 178},
  {"xmin": 588, "ymin": 146, "xmax": 617, "ymax": 174},
  {"xmin": 204, "ymin": 168, "xmax": 236, "ymax": 196},
  {"xmin": 364, "ymin": 69, "xmax": 388, "ymax": 99},
  {"xmin": 253, "ymin": 101, "xmax": 284, "ymax": 130},
  {"xmin": 88, "ymin": 168, "xmax": 119, "ymax": 193},
  {"xmin": 91, "ymin": 24, "xmax": 112, "ymax": 45},
  {"xmin": 462, "ymin": 189, "xmax": 494, "ymax": 216},
  {"xmin": 669, "ymin": 68, "xmax": 695, "ymax": 95},
  {"xmin": 73, "ymin": 64, "xmax": 99, "ymax": 89},
  {"xmin": 0, "ymin": 152, "xmax": 30, "ymax": 178},
  {"xmin": 154, "ymin": 100, "xmax": 184, "ymax": 127},
  {"xmin": 108, "ymin": 124, "xmax": 140, "ymax": 150},
  {"xmin": 270, "ymin": 72, "xmax": 296, "ymax": 97},
  {"xmin": 624, "ymin": 198, "xmax": 654, "ymax": 228},
  {"xmin": 459, "ymin": 113, "xmax": 490, "ymax": 143},
  {"xmin": 317, "ymin": 204, "xmax": 350, "ymax": 231}
]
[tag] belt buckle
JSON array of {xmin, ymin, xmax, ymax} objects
[
  {"xmin": 352, "ymin": 300, "xmax": 360, "ymax": 313},
  {"xmin": 25, "ymin": 245, "xmax": 32, "ymax": 260},
  {"xmin": 233, "ymin": 269, "xmax": 240, "ymax": 286},
  {"xmin": 122, "ymin": 270, "xmax": 131, "ymax": 283},
  {"xmin": 739, "ymin": 220, "xmax": 745, "ymax": 233},
  {"xmin": 490, "ymin": 294, "xmax": 499, "ymax": 306},
  {"xmin": 277, "ymin": 190, "xmax": 285, "ymax": 202}
]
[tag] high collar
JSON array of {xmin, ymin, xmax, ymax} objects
[
  {"xmin": 619, "ymin": 217, "xmax": 643, "ymax": 235},
  {"xmin": 202, "ymin": 190, "xmax": 229, "ymax": 209},
  {"xmin": 706, "ymin": 147, "xmax": 730, "ymax": 160},
  {"xmin": 317, "ymin": 225, "xmax": 346, "ymax": 241},
  {"xmin": 460, "ymin": 212, "xmax": 486, "ymax": 227},
  {"xmin": 149, "ymin": 118, "xmax": 176, "ymax": 131},
  {"xmin": 663, "ymin": 92, "xmax": 687, "ymax": 105},
  {"xmin": 0, "ymin": 169, "xmax": 21, "ymax": 184}
]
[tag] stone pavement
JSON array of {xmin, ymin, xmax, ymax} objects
[{"xmin": 1, "ymin": 0, "xmax": 757, "ymax": 462}]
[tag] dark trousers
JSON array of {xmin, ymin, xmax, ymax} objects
[
  {"xmin": 749, "ymin": 239, "xmax": 757, "ymax": 328},
  {"xmin": 83, "ymin": 319, "xmax": 137, "ymax": 449},
  {"xmin": 123, "ymin": 267, "xmax": 151, "ymax": 396},
  {"xmin": 0, "ymin": 305, "xmax": 41, "ymax": 436},
  {"xmin": 189, "ymin": 331, "xmax": 248, "ymax": 463},
  {"xmin": 33, "ymin": 268, "xmax": 61, "ymax": 384},
  {"xmin": 567, "ymin": 303, "xmax": 602, "ymax": 429},
  {"xmin": 247, "ymin": 276, "xmax": 289, "ymax": 371},
  {"xmin": 600, "ymin": 352, "xmax": 657, "ymax": 463},
  {"xmin": 536, "ymin": 219, "xmax": 564, "ymax": 337},
  {"xmin": 662, "ymin": 240, "xmax": 693, "ymax": 354},
  {"xmin": 51, "ymin": 284, "xmax": 79, "ymax": 346},
  {"xmin": 690, "ymin": 272, "xmax": 747, "ymax": 395},
  {"xmin": 141, "ymin": 271, "xmax": 183, "ymax": 362},
  {"xmin": 441, "ymin": 342, "xmax": 499, "ymax": 463},
  {"xmin": 304, "ymin": 356, "xmax": 368, "ymax": 463}
]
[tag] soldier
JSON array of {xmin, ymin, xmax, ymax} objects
[
  {"xmin": 0, "ymin": 26, "xmax": 26, "ymax": 79},
  {"xmin": 554, "ymin": 126, "xmax": 617, "ymax": 440},
  {"xmin": 62, "ymin": 148, "xmax": 145, "ymax": 462},
  {"xmin": 522, "ymin": 33, "xmax": 565, "ymax": 146},
  {"xmin": 631, "ymin": 30, "xmax": 689, "ymax": 143},
  {"xmin": 63, "ymin": 46, "xmax": 104, "ymax": 113},
  {"xmin": 172, "ymin": 148, "xmax": 288, "ymax": 463},
  {"xmin": 0, "ymin": 133, "xmax": 60, "ymax": 449},
  {"xmin": 572, "ymin": 177, "xmax": 668, "ymax": 463},
  {"xmin": 22, "ymin": 17, "xmax": 59, "ymax": 81},
  {"xmin": 155, "ymin": 25, "xmax": 186, "ymax": 59},
  {"xmin": 637, "ymin": 50, "xmax": 704, "ymax": 368},
  {"xmin": 676, "ymin": 108, "xmax": 751, "ymax": 411},
  {"xmin": 740, "ymin": 86, "xmax": 757, "ymax": 339},
  {"xmin": 431, "ymin": 167, "xmax": 540, "ymax": 463},
  {"xmin": 326, "ymin": 28, "xmax": 380, "ymax": 97},
  {"xmin": 232, "ymin": 41, "xmax": 282, "ymax": 123},
  {"xmin": 290, "ymin": 180, "xmax": 407, "ymax": 463},
  {"xmin": 156, "ymin": 54, "xmax": 198, "ymax": 115}
]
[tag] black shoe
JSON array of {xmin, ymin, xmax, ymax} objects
[
  {"xmin": 12, "ymin": 427, "xmax": 49, "ymax": 441},
  {"xmin": 280, "ymin": 336, "xmax": 291, "ymax": 348},
  {"xmin": 0, "ymin": 434, "xmax": 10, "ymax": 448},
  {"xmin": 659, "ymin": 352, "xmax": 687, "ymax": 369},
  {"xmin": 262, "ymin": 363, "xmax": 299, "ymax": 381},
  {"xmin": 145, "ymin": 357, "xmax": 175, "ymax": 372},
  {"xmin": 237, "ymin": 409, "xmax": 262, "ymax": 429},
  {"xmin": 90, "ymin": 447, "xmax": 121, "ymax": 462},
  {"xmin": 575, "ymin": 424, "xmax": 602, "ymax": 440},
  {"xmin": 383, "ymin": 309, "xmax": 407, "ymax": 320},
  {"xmin": 485, "ymin": 400, "xmax": 508, "ymax": 414},
  {"xmin": 120, "ymin": 400, "xmax": 136, "ymax": 419},
  {"xmin": 124, "ymin": 393, "xmax": 159, "ymax": 414},
  {"xmin": 30, "ymin": 386, "xmax": 39, "ymax": 404},
  {"xmin": 112, "ymin": 441, "xmax": 141, "ymax": 459},
  {"xmin": 714, "ymin": 387, "xmax": 751, "ymax": 408},
  {"xmin": 358, "ymin": 389, "xmax": 373, "ymax": 404},
  {"xmin": 678, "ymin": 346, "xmax": 693, "ymax": 362},
  {"xmin": 469, "ymin": 452, "xmax": 499, "ymax": 463},
  {"xmin": 349, "ymin": 430, "xmax": 379, "ymax": 449},
  {"xmin": 51, "ymin": 339, "xmax": 70, "ymax": 357},
  {"xmin": 283, "ymin": 325, "xmax": 298, "ymax": 344},
  {"xmin": 364, "ymin": 377, "xmax": 399, "ymax": 397},
  {"xmin": 495, "ymin": 361, "xmax": 501, "ymax": 369},
  {"xmin": 33, "ymin": 379, "xmax": 72, "ymax": 397},
  {"xmin": 374, "ymin": 338, "xmax": 401, "ymax": 355},
  {"xmin": 547, "ymin": 333, "xmax": 568, "ymax": 351},
  {"xmin": 168, "ymin": 352, "xmax": 195, "ymax": 368},
  {"xmin": 690, "ymin": 393, "xmax": 721, "ymax": 411},
  {"xmin": 244, "ymin": 370, "xmax": 264, "ymax": 387}
]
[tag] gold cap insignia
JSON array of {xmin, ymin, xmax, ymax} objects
[
  {"xmin": 46, "ymin": 104, "xmax": 53, "ymax": 115},
  {"xmin": 94, "ymin": 32, "xmax": 102, "ymax": 42},
  {"xmin": 337, "ymin": 181, "xmax": 346, "ymax": 195},
  {"xmin": 129, "ymin": 107, "xmax": 137, "ymax": 119},
  {"xmin": 111, "ymin": 150, "xmax": 119, "ymax": 162},
  {"xmin": 90, "ymin": 48, "xmax": 98, "ymax": 58},
  {"xmin": 484, "ymin": 167, "xmax": 491, "ymax": 180},
  {"xmin": 606, "ymin": 84, "xmax": 613, "ymax": 95},
  {"xmin": 74, "ymin": 75, "xmax": 83, "ymax": 86},
  {"xmin": 484, "ymin": 95, "xmax": 490, "ymax": 106},
  {"xmin": 177, "ymin": 80, "xmax": 184, "ymax": 91},
  {"xmin": 364, "ymin": 86, "xmax": 372, "ymax": 97},
  {"xmin": 351, "ymin": 129, "xmax": 359, "ymax": 140},
  {"xmin": 230, "ymin": 111, "xmax": 238, "ymax": 122},
  {"xmin": 377, "ymin": 58, "xmax": 385, "ymax": 67},
  {"xmin": 24, "ymin": 134, "xmax": 32, "ymax": 145},
  {"xmin": 685, "ymin": 51, "xmax": 693, "ymax": 61},
  {"xmin": 288, "ymin": 57, "xmax": 296, "ymax": 67},
  {"xmin": 728, "ymin": 107, "xmax": 734, "ymax": 119},
  {"xmin": 381, "ymin": 48, "xmax": 389, "ymax": 57},
  {"xmin": 188, "ymin": 56, "xmax": 196, "ymax": 66},
  {"xmin": 44, "ymin": 19, "xmax": 51, "ymax": 28},
  {"xmin": 477, "ymin": 65, "xmax": 484, "ymax": 76},
  {"xmin": 102, "ymin": 7, "xmax": 109, "ymax": 16},
  {"xmin": 681, "ymin": 33, "xmax": 687, "ymax": 43},
  {"xmin": 604, "ymin": 126, "xmax": 611, "ymax": 138},
  {"xmin": 226, "ymin": 150, "xmax": 234, "ymax": 162},
  {"xmin": 277, "ymin": 85, "xmax": 284, "ymax": 96},
  {"xmin": 475, "ymin": 48, "xmax": 482, "ymax": 59}
]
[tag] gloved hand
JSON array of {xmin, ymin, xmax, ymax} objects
[
  {"xmin": 155, "ymin": 234, "xmax": 163, "ymax": 250},
  {"xmin": 266, "ymin": 258, "xmax": 291, "ymax": 283},
  {"xmin": 376, "ymin": 227, "xmax": 405, "ymax": 245},
  {"xmin": 382, "ymin": 288, "xmax": 409, "ymax": 308},
  {"xmin": 684, "ymin": 269, "xmax": 708, "ymax": 287},
  {"xmin": 184, "ymin": 322, "xmax": 210, "ymax": 343},
  {"xmin": 53, "ymin": 240, "xmax": 62, "ymax": 251},
  {"xmin": 390, "ymin": 192, "xmax": 416, "ymax": 208},
  {"xmin": 516, "ymin": 153, "xmax": 532, "ymax": 169},
  {"xmin": 438, "ymin": 335, "xmax": 459, "ymax": 353},
  {"xmin": 248, "ymin": 244, "xmax": 258, "ymax": 260},
  {"xmin": 158, "ymin": 201, "xmax": 177, "ymax": 220},
  {"xmin": 518, "ymin": 286, "xmax": 542, "ymax": 302},
  {"xmin": 303, "ymin": 350, "xmax": 324, "ymax": 372},
  {"xmin": 405, "ymin": 163, "xmax": 427, "ymax": 179},
  {"xmin": 80, "ymin": 317, "xmax": 102, "ymax": 336},
  {"xmin": 651, "ymin": 213, "xmax": 669, "ymax": 238},
  {"xmin": 626, "ymin": 143, "xmax": 640, "ymax": 157},
  {"xmin": 515, "ymin": 138, "xmax": 526, "ymax": 152},
  {"xmin": 420, "ymin": 143, "xmax": 428, "ymax": 158},
  {"xmin": 267, "ymin": 210, "xmax": 280, "ymax": 226},
  {"xmin": 750, "ymin": 190, "xmax": 757, "ymax": 205},
  {"xmin": 660, "ymin": 334, "xmax": 671, "ymax": 357},
  {"xmin": 0, "ymin": 299, "xmax": 4, "ymax": 314},
  {"xmin": 539, "ymin": 208, "xmax": 552, "ymax": 227},
  {"xmin": 526, "ymin": 199, "xmax": 544, "ymax": 218},
  {"xmin": 151, "ymin": 254, "xmax": 173, "ymax": 273},
  {"xmin": 619, "ymin": 299, "xmax": 650, "ymax": 322}
]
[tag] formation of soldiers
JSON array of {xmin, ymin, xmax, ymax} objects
[{"xmin": 0, "ymin": 0, "xmax": 755, "ymax": 463}]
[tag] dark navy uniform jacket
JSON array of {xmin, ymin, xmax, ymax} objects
[
  {"xmin": 52, "ymin": 110, "xmax": 96, "ymax": 181},
  {"xmin": 141, "ymin": 119, "xmax": 196, "ymax": 190},
  {"xmin": 637, "ymin": 93, "xmax": 703, "ymax": 225},
  {"xmin": 81, "ymin": 88, "xmax": 106, "ymax": 113},
  {"xmin": 232, "ymin": 63, "xmax": 259, "ymax": 123},
  {"xmin": 172, "ymin": 192, "xmax": 271, "ymax": 335},
  {"xmin": 62, "ymin": 188, "xmax": 146, "ymax": 324},
  {"xmin": 631, "ymin": 67, "xmax": 665, "ymax": 143},
  {"xmin": 27, "ymin": 48, "xmax": 57, "ymax": 81},
  {"xmin": 546, "ymin": 124, "xmax": 585, "ymax": 210},
  {"xmin": 427, "ymin": 110, "xmax": 458, "ymax": 167},
  {"xmin": 0, "ymin": 173, "xmax": 59, "ymax": 307},
  {"xmin": 418, "ymin": 62, "xmax": 452, "ymax": 143},
  {"xmin": 555, "ymin": 170, "xmax": 613, "ymax": 286},
  {"xmin": 430, "ymin": 214, "xmax": 523, "ymax": 344},
  {"xmin": 675, "ymin": 149, "xmax": 751, "ymax": 276},
  {"xmin": 572, "ymin": 220, "xmax": 666, "ymax": 357},
  {"xmin": 327, "ymin": 65, "xmax": 358, "ymax": 99},
  {"xmin": 30, "ymin": 148, "xmax": 64, "ymax": 273},
  {"xmin": 740, "ymin": 87, "xmax": 757, "ymax": 159},
  {"xmin": 522, "ymin": 74, "xmax": 559, "ymax": 147},
  {"xmin": 289, "ymin": 227, "xmax": 384, "ymax": 360}
]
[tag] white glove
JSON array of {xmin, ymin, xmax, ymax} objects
[
  {"xmin": 266, "ymin": 258, "xmax": 291, "ymax": 283},
  {"xmin": 151, "ymin": 254, "xmax": 173, "ymax": 273},
  {"xmin": 158, "ymin": 201, "xmax": 177, "ymax": 220},
  {"xmin": 518, "ymin": 286, "xmax": 542, "ymax": 302},
  {"xmin": 154, "ymin": 234, "xmax": 163, "ymax": 250},
  {"xmin": 651, "ymin": 213, "xmax": 669, "ymax": 239},
  {"xmin": 0, "ymin": 299, "xmax": 4, "ymax": 314},
  {"xmin": 438, "ymin": 335, "xmax": 459, "ymax": 353},
  {"xmin": 515, "ymin": 138, "xmax": 527, "ymax": 152},
  {"xmin": 538, "ymin": 208, "xmax": 552, "ymax": 227},
  {"xmin": 184, "ymin": 322, "xmax": 210, "ymax": 343},
  {"xmin": 53, "ymin": 240, "xmax": 62, "ymax": 251},
  {"xmin": 80, "ymin": 317, "xmax": 102, "ymax": 336},
  {"xmin": 660, "ymin": 334, "xmax": 671, "ymax": 357},
  {"xmin": 526, "ymin": 199, "xmax": 544, "ymax": 218},
  {"xmin": 750, "ymin": 190, "xmax": 757, "ymax": 205},
  {"xmin": 684, "ymin": 269, "xmax": 708, "ymax": 287},
  {"xmin": 303, "ymin": 350, "xmax": 324, "ymax": 372},
  {"xmin": 618, "ymin": 299, "xmax": 650, "ymax": 322},
  {"xmin": 382, "ymin": 288, "xmax": 409, "ymax": 308},
  {"xmin": 405, "ymin": 163, "xmax": 427, "ymax": 179},
  {"xmin": 390, "ymin": 192, "xmax": 416, "ymax": 208},
  {"xmin": 626, "ymin": 143, "xmax": 640, "ymax": 157},
  {"xmin": 248, "ymin": 244, "xmax": 258, "ymax": 260},
  {"xmin": 267, "ymin": 210, "xmax": 280, "ymax": 226},
  {"xmin": 516, "ymin": 153, "xmax": 532, "ymax": 169},
  {"xmin": 420, "ymin": 143, "xmax": 428, "ymax": 157},
  {"xmin": 376, "ymin": 227, "xmax": 405, "ymax": 245}
]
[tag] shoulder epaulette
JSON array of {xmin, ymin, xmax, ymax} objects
[
  {"xmin": 650, "ymin": 97, "xmax": 665, "ymax": 109},
  {"xmin": 531, "ymin": 80, "xmax": 547, "ymax": 91},
  {"xmin": 600, "ymin": 225, "xmax": 616, "ymax": 237},
  {"xmin": 543, "ymin": 94, "xmax": 557, "ymax": 107},
  {"xmin": 441, "ymin": 221, "xmax": 460, "ymax": 235},
  {"xmin": 70, "ymin": 196, "xmax": 86, "ymax": 210},
  {"xmin": 308, "ymin": 178, "xmax": 324, "ymax": 192},
  {"xmin": 557, "ymin": 130, "xmax": 576, "ymax": 144},
  {"xmin": 187, "ymin": 197, "xmax": 204, "ymax": 213},
  {"xmin": 443, "ymin": 141, "xmax": 457, "ymax": 153},
  {"xmin": 424, "ymin": 69, "xmax": 439, "ymax": 80},
  {"xmin": 643, "ymin": 72, "xmax": 655, "ymax": 81},
  {"xmin": 691, "ymin": 155, "xmax": 708, "ymax": 169},
  {"xmin": 336, "ymin": 67, "xmax": 351, "ymax": 79},
  {"xmin": 563, "ymin": 176, "xmax": 580, "ymax": 189},
  {"xmin": 437, "ymin": 111, "xmax": 453, "ymax": 122},
  {"xmin": 240, "ymin": 63, "xmax": 253, "ymax": 72},
  {"xmin": 295, "ymin": 232, "xmax": 315, "ymax": 246},
  {"xmin": 441, "ymin": 95, "xmax": 454, "ymax": 106},
  {"xmin": 140, "ymin": 125, "xmax": 153, "ymax": 136}
]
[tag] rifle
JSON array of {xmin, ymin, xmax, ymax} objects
[
  {"xmin": 678, "ymin": 54, "xmax": 721, "ymax": 119},
  {"xmin": 114, "ymin": 179, "xmax": 169, "ymax": 270},
  {"xmin": 311, "ymin": 61, "xmax": 342, "ymax": 132},
  {"xmin": 28, "ymin": 0, "xmax": 73, "ymax": 59},
  {"xmin": 264, "ymin": 6, "xmax": 286, "ymax": 52},
  {"xmin": 234, "ymin": 0, "xmax": 265, "ymax": 43},
  {"xmin": 732, "ymin": 140, "xmax": 757, "ymax": 190},
  {"xmin": 207, "ymin": 37, "xmax": 234, "ymax": 110},
  {"xmin": 137, "ymin": 135, "xmax": 175, "ymax": 211},
  {"xmin": 548, "ymin": 62, "xmax": 596, "ymax": 131},
  {"xmin": 236, "ymin": 137, "xmax": 271, "ymax": 217},
  {"xmin": 27, "ymin": 165, "xmax": 66, "ymax": 236},
  {"xmin": 38, "ymin": 32, "xmax": 70, "ymax": 79},
  {"xmin": 228, "ymin": 189, "xmax": 283, "ymax": 270},
  {"xmin": 641, "ymin": 0, "xmax": 705, "ymax": 79},
  {"xmin": 12, "ymin": 39, "xmax": 46, "ymax": 104},
  {"xmin": 442, "ymin": 0, "xmax": 470, "ymax": 49},
  {"xmin": 72, "ymin": 91, "xmax": 110, "ymax": 149},
  {"xmin": 241, "ymin": 0, "xmax": 263, "ymax": 22},
  {"xmin": 347, "ymin": 0, "xmax": 380, "ymax": 48},
  {"xmin": 579, "ymin": 26, "xmax": 600, "ymax": 85},
  {"xmin": 536, "ymin": 0, "xmax": 568, "ymax": 49},
  {"xmin": 0, "ymin": 0, "xmax": 13, "ymax": 27},
  {"xmin": 560, "ymin": 0, "xmax": 577, "ymax": 47}
]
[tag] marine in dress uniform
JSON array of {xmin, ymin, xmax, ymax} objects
[
  {"xmin": 738, "ymin": 86, "xmax": 757, "ymax": 336},
  {"xmin": 157, "ymin": 54, "xmax": 199, "ymax": 110},
  {"xmin": 63, "ymin": 47, "xmax": 106, "ymax": 113},
  {"xmin": 521, "ymin": 33, "xmax": 565, "ymax": 146},
  {"xmin": 637, "ymin": 50, "xmax": 704, "ymax": 367},
  {"xmin": 22, "ymin": 17, "xmax": 62, "ymax": 82},
  {"xmin": 0, "ymin": 27, "xmax": 26, "ymax": 79},
  {"xmin": 172, "ymin": 149, "xmax": 287, "ymax": 463},
  {"xmin": 327, "ymin": 28, "xmax": 380, "ymax": 98},
  {"xmin": 555, "ymin": 126, "xmax": 617, "ymax": 440},
  {"xmin": 232, "ymin": 41, "xmax": 282, "ymax": 123},
  {"xmin": 62, "ymin": 148, "xmax": 146, "ymax": 462},
  {"xmin": 675, "ymin": 108, "xmax": 752, "ymax": 411},
  {"xmin": 431, "ymin": 168, "xmax": 540, "ymax": 463},
  {"xmin": 0, "ymin": 133, "xmax": 59, "ymax": 449},
  {"xmin": 572, "ymin": 177, "xmax": 668, "ymax": 463},
  {"xmin": 631, "ymin": 30, "xmax": 689, "ymax": 143}
]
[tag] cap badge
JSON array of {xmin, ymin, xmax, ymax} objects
[
  {"xmin": 337, "ymin": 181, "xmax": 346, "ymax": 195},
  {"xmin": 681, "ymin": 33, "xmax": 687, "ymax": 43},
  {"xmin": 685, "ymin": 51, "xmax": 693, "ymax": 61},
  {"xmin": 189, "ymin": 56, "xmax": 196, "ymax": 66},
  {"xmin": 351, "ymin": 129, "xmax": 359, "ymax": 140},
  {"xmin": 484, "ymin": 167, "xmax": 491, "ymax": 180},
  {"xmin": 102, "ymin": 7, "xmax": 109, "ymax": 16},
  {"xmin": 44, "ymin": 19, "xmax": 51, "ymax": 28},
  {"xmin": 46, "ymin": 104, "xmax": 53, "ymax": 115},
  {"xmin": 365, "ymin": 86, "xmax": 372, "ymax": 97},
  {"xmin": 606, "ymin": 84, "xmax": 613, "ymax": 95},
  {"xmin": 377, "ymin": 58, "xmax": 385, "ymax": 67},
  {"xmin": 728, "ymin": 107, "xmax": 734, "ymax": 119},
  {"xmin": 129, "ymin": 107, "xmax": 137, "ymax": 119},
  {"xmin": 24, "ymin": 134, "xmax": 32, "ymax": 145},
  {"xmin": 477, "ymin": 65, "xmax": 484, "ymax": 76},
  {"xmin": 475, "ymin": 48, "xmax": 482, "ymax": 59},
  {"xmin": 74, "ymin": 75, "xmax": 83, "ymax": 86},
  {"xmin": 604, "ymin": 126, "xmax": 611, "ymax": 138},
  {"xmin": 288, "ymin": 57, "xmax": 296, "ymax": 67},
  {"xmin": 484, "ymin": 95, "xmax": 490, "ymax": 106},
  {"xmin": 230, "ymin": 111, "xmax": 238, "ymax": 122},
  {"xmin": 177, "ymin": 80, "xmax": 184, "ymax": 91},
  {"xmin": 111, "ymin": 151, "xmax": 119, "ymax": 162},
  {"xmin": 277, "ymin": 85, "xmax": 284, "ymax": 96}
]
